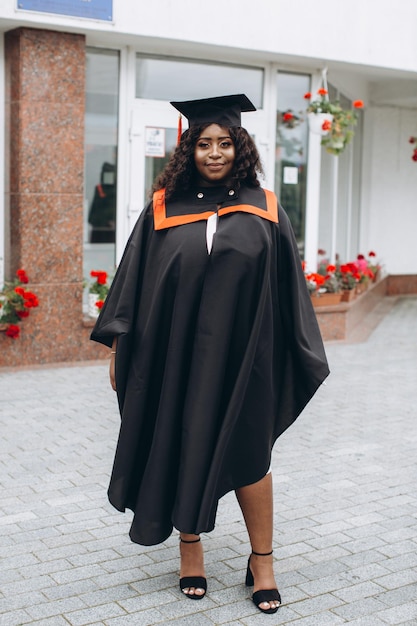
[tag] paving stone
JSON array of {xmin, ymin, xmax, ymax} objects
[
  {"xmin": 1, "ymin": 296, "xmax": 417, "ymax": 626},
  {"xmin": 30, "ymin": 617, "xmax": 74, "ymax": 626},
  {"xmin": 26, "ymin": 597, "xmax": 88, "ymax": 621},
  {"xmin": 331, "ymin": 596, "xmax": 393, "ymax": 620},
  {"xmin": 374, "ymin": 583, "xmax": 417, "ymax": 608},
  {"xmin": 63, "ymin": 602, "xmax": 127, "ymax": 625},
  {"xmin": 105, "ymin": 609, "xmax": 166, "ymax": 625},
  {"xmin": 289, "ymin": 592, "xmax": 345, "ymax": 617},
  {"xmin": 0, "ymin": 609, "xmax": 32, "ymax": 626},
  {"xmin": 283, "ymin": 613, "xmax": 346, "ymax": 625},
  {"xmin": 374, "ymin": 601, "xmax": 417, "ymax": 624},
  {"xmin": 374, "ymin": 569, "xmax": 417, "ymax": 591}
]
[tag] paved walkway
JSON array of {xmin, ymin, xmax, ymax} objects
[{"xmin": 1, "ymin": 296, "xmax": 417, "ymax": 626}]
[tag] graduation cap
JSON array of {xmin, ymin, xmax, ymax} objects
[{"xmin": 170, "ymin": 94, "xmax": 257, "ymax": 130}]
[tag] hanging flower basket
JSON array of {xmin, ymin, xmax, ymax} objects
[
  {"xmin": 304, "ymin": 83, "xmax": 364, "ymax": 155},
  {"xmin": 307, "ymin": 112, "xmax": 333, "ymax": 136}
]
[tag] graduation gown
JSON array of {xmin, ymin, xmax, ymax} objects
[{"xmin": 91, "ymin": 184, "xmax": 329, "ymax": 546}]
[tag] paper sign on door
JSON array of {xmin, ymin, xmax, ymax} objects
[{"xmin": 145, "ymin": 127, "xmax": 166, "ymax": 158}]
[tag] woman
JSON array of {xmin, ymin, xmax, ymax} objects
[{"xmin": 91, "ymin": 94, "xmax": 329, "ymax": 614}]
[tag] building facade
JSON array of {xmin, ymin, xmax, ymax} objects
[{"xmin": 0, "ymin": 0, "xmax": 416, "ymax": 365}]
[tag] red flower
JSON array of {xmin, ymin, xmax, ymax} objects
[
  {"xmin": 304, "ymin": 92, "xmax": 312, "ymax": 100},
  {"xmin": 368, "ymin": 251, "xmax": 376, "ymax": 257},
  {"xmin": 317, "ymin": 88, "xmax": 328, "ymax": 96},
  {"xmin": 283, "ymin": 112, "xmax": 294, "ymax": 121},
  {"xmin": 16, "ymin": 269, "xmax": 29, "ymax": 284},
  {"xmin": 318, "ymin": 249, "xmax": 326, "ymax": 255},
  {"xmin": 307, "ymin": 272, "xmax": 325, "ymax": 287},
  {"xmin": 412, "ymin": 151, "xmax": 417, "ymax": 162},
  {"xmin": 5, "ymin": 324, "xmax": 20, "ymax": 338},
  {"xmin": 90, "ymin": 270, "xmax": 107, "ymax": 285},
  {"xmin": 357, "ymin": 254, "xmax": 365, "ymax": 260},
  {"xmin": 301, "ymin": 260, "xmax": 307, "ymax": 271},
  {"xmin": 347, "ymin": 262, "xmax": 358, "ymax": 272},
  {"xmin": 326, "ymin": 264, "xmax": 336, "ymax": 273},
  {"xmin": 322, "ymin": 119, "xmax": 332, "ymax": 131},
  {"xmin": 409, "ymin": 137, "xmax": 416, "ymax": 144},
  {"xmin": 15, "ymin": 286, "xmax": 25, "ymax": 296},
  {"xmin": 95, "ymin": 300, "xmax": 105, "ymax": 309},
  {"xmin": 16, "ymin": 309, "xmax": 30, "ymax": 318},
  {"xmin": 353, "ymin": 100, "xmax": 364, "ymax": 109},
  {"xmin": 23, "ymin": 291, "xmax": 39, "ymax": 308}
]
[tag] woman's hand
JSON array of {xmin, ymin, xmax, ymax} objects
[
  {"xmin": 109, "ymin": 353, "xmax": 116, "ymax": 391},
  {"xmin": 109, "ymin": 338, "xmax": 117, "ymax": 391}
]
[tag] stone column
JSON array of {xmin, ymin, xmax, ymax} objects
[{"xmin": 1, "ymin": 27, "xmax": 106, "ymax": 365}]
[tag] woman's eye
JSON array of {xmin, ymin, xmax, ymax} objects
[
  {"xmin": 220, "ymin": 141, "xmax": 232, "ymax": 148},
  {"xmin": 198, "ymin": 142, "xmax": 210, "ymax": 149}
]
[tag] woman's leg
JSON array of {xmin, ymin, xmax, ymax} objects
[
  {"xmin": 235, "ymin": 473, "xmax": 280, "ymax": 609},
  {"xmin": 179, "ymin": 532, "xmax": 206, "ymax": 597}
]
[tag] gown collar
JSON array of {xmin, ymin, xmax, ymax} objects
[{"xmin": 153, "ymin": 185, "xmax": 278, "ymax": 230}]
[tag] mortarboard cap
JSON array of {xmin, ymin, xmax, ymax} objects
[{"xmin": 170, "ymin": 94, "xmax": 256, "ymax": 128}]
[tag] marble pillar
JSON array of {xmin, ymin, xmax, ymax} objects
[{"xmin": 1, "ymin": 28, "xmax": 107, "ymax": 365}]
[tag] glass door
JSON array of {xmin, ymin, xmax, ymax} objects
[{"xmin": 127, "ymin": 100, "xmax": 179, "ymax": 234}]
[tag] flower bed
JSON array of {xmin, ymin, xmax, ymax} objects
[
  {"xmin": 0, "ymin": 269, "xmax": 39, "ymax": 339},
  {"xmin": 304, "ymin": 251, "xmax": 381, "ymax": 304}
]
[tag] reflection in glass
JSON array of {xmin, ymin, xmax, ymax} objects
[
  {"xmin": 275, "ymin": 72, "xmax": 310, "ymax": 252},
  {"xmin": 88, "ymin": 162, "xmax": 116, "ymax": 243},
  {"xmin": 84, "ymin": 48, "xmax": 119, "ymax": 296},
  {"xmin": 136, "ymin": 56, "xmax": 264, "ymax": 108}
]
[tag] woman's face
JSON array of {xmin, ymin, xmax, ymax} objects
[{"xmin": 194, "ymin": 124, "xmax": 236, "ymax": 186}]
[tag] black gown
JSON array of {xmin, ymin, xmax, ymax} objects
[{"xmin": 91, "ymin": 184, "xmax": 329, "ymax": 546}]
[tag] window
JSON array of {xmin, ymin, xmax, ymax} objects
[
  {"xmin": 318, "ymin": 84, "xmax": 363, "ymax": 263},
  {"xmin": 275, "ymin": 72, "xmax": 310, "ymax": 250},
  {"xmin": 135, "ymin": 55, "xmax": 264, "ymax": 107},
  {"xmin": 84, "ymin": 48, "xmax": 119, "ymax": 290}
]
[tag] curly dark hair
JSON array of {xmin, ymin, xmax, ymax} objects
[{"xmin": 151, "ymin": 125, "xmax": 264, "ymax": 199}]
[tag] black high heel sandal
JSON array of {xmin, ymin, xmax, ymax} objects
[
  {"xmin": 245, "ymin": 550, "xmax": 281, "ymax": 614},
  {"xmin": 179, "ymin": 537, "xmax": 207, "ymax": 600}
]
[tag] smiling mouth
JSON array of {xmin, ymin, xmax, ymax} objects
[{"xmin": 207, "ymin": 163, "xmax": 224, "ymax": 169}]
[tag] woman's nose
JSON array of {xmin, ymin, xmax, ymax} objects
[{"xmin": 209, "ymin": 144, "xmax": 220, "ymax": 157}]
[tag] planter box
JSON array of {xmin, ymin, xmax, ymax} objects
[
  {"xmin": 341, "ymin": 289, "xmax": 356, "ymax": 302},
  {"xmin": 311, "ymin": 292, "xmax": 342, "ymax": 307}
]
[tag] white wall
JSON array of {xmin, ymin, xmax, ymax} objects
[
  {"xmin": 363, "ymin": 106, "xmax": 417, "ymax": 274},
  {"xmin": 1, "ymin": 0, "xmax": 417, "ymax": 74},
  {"xmin": 1, "ymin": 0, "xmax": 417, "ymax": 277},
  {"xmin": 0, "ymin": 32, "xmax": 4, "ymax": 284}
]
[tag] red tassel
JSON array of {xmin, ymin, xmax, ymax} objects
[{"xmin": 177, "ymin": 114, "xmax": 182, "ymax": 145}]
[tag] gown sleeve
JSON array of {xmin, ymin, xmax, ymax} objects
[
  {"xmin": 90, "ymin": 202, "xmax": 153, "ymax": 348},
  {"xmin": 275, "ymin": 205, "xmax": 330, "ymax": 425}
]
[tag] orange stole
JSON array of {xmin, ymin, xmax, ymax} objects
[{"xmin": 153, "ymin": 188, "xmax": 278, "ymax": 231}]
